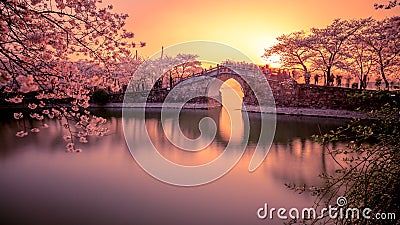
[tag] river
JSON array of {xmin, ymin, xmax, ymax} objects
[{"xmin": 0, "ymin": 108, "xmax": 348, "ymax": 225}]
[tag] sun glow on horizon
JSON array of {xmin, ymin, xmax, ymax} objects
[
  {"xmin": 105, "ymin": 0, "xmax": 399, "ymax": 64},
  {"xmin": 264, "ymin": 55, "xmax": 282, "ymax": 68}
]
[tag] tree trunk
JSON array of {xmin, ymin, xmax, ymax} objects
[
  {"xmin": 169, "ymin": 74, "xmax": 173, "ymax": 89},
  {"xmin": 381, "ymin": 67, "xmax": 390, "ymax": 90},
  {"xmin": 326, "ymin": 67, "xmax": 331, "ymax": 86},
  {"xmin": 360, "ymin": 74, "xmax": 367, "ymax": 90},
  {"xmin": 378, "ymin": 52, "xmax": 390, "ymax": 90}
]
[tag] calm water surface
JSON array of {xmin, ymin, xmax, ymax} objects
[{"xmin": 0, "ymin": 108, "xmax": 347, "ymax": 225}]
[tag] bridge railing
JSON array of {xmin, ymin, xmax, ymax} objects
[
  {"xmin": 172, "ymin": 65, "xmax": 237, "ymax": 87},
  {"xmin": 159, "ymin": 64, "xmax": 279, "ymax": 89}
]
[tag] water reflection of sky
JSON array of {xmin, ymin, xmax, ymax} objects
[{"xmin": 0, "ymin": 108, "xmax": 348, "ymax": 225}]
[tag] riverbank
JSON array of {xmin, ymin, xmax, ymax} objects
[{"xmin": 90, "ymin": 103, "xmax": 365, "ymax": 119}]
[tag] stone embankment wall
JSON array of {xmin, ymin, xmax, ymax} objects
[
  {"xmin": 269, "ymin": 80, "xmax": 364, "ymax": 110},
  {"xmin": 113, "ymin": 79, "xmax": 365, "ymax": 110}
]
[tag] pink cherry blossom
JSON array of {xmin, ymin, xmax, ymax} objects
[
  {"xmin": 28, "ymin": 103, "xmax": 37, "ymax": 110},
  {"xmin": 5, "ymin": 96, "xmax": 23, "ymax": 104},
  {"xmin": 66, "ymin": 142, "xmax": 74, "ymax": 149},
  {"xmin": 79, "ymin": 137, "xmax": 88, "ymax": 143},
  {"xmin": 63, "ymin": 135, "xmax": 72, "ymax": 141},
  {"xmin": 31, "ymin": 128, "xmax": 40, "ymax": 133},
  {"xmin": 1, "ymin": 0, "xmax": 144, "ymax": 152},
  {"xmin": 16, "ymin": 131, "xmax": 28, "ymax": 138},
  {"xmin": 14, "ymin": 112, "xmax": 23, "ymax": 119}
]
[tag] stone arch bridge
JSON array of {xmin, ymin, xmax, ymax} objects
[
  {"xmin": 142, "ymin": 65, "xmax": 275, "ymax": 107},
  {"xmin": 123, "ymin": 65, "xmax": 365, "ymax": 111}
]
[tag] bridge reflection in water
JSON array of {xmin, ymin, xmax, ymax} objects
[
  {"xmin": 0, "ymin": 108, "xmax": 348, "ymax": 225},
  {"xmin": 219, "ymin": 78, "xmax": 244, "ymax": 144}
]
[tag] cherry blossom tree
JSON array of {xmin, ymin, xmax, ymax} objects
[
  {"xmin": 118, "ymin": 56, "xmax": 143, "ymax": 85},
  {"xmin": 171, "ymin": 54, "xmax": 202, "ymax": 80},
  {"xmin": 305, "ymin": 19, "xmax": 367, "ymax": 86},
  {"xmin": 132, "ymin": 57, "xmax": 166, "ymax": 91},
  {"xmin": 0, "ymin": 0, "xmax": 143, "ymax": 151},
  {"xmin": 363, "ymin": 16, "xmax": 400, "ymax": 89},
  {"xmin": 264, "ymin": 31, "xmax": 316, "ymax": 77},
  {"xmin": 265, "ymin": 18, "xmax": 399, "ymax": 88},
  {"xmin": 134, "ymin": 54, "xmax": 202, "ymax": 90},
  {"xmin": 160, "ymin": 55, "xmax": 180, "ymax": 89},
  {"xmin": 339, "ymin": 18, "xmax": 375, "ymax": 89},
  {"xmin": 374, "ymin": 0, "xmax": 400, "ymax": 9},
  {"xmin": 125, "ymin": 54, "xmax": 202, "ymax": 93}
]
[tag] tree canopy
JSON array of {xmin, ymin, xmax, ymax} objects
[
  {"xmin": 264, "ymin": 17, "xmax": 400, "ymax": 89},
  {"xmin": 0, "ymin": 0, "xmax": 143, "ymax": 151}
]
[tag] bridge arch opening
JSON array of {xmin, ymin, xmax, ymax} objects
[
  {"xmin": 219, "ymin": 78, "xmax": 244, "ymax": 110},
  {"xmin": 218, "ymin": 78, "xmax": 245, "ymax": 143}
]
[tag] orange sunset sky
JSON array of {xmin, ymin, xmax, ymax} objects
[{"xmin": 105, "ymin": 0, "xmax": 399, "ymax": 65}]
